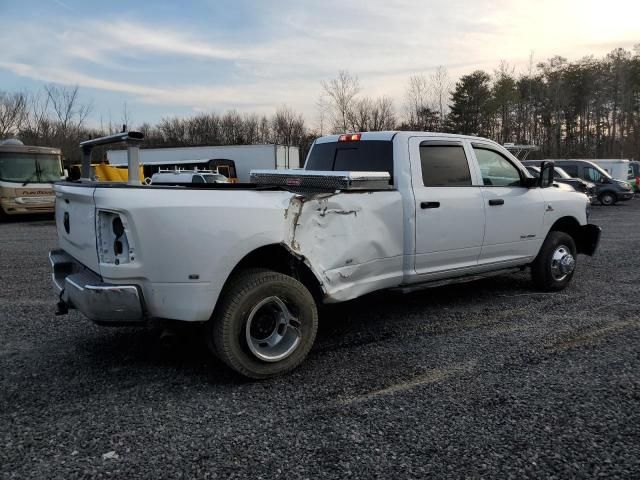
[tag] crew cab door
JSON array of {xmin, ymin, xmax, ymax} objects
[
  {"xmin": 469, "ymin": 142, "xmax": 545, "ymax": 265},
  {"xmin": 410, "ymin": 137, "xmax": 485, "ymax": 276}
]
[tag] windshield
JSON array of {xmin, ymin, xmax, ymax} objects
[
  {"xmin": 526, "ymin": 166, "xmax": 540, "ymax": 178},
  {"xmin": 0, "ymin": 152, "xmax": 63, "ymax": 183},
  {"xmin": 553, "ymin": 167, "xmax": 571, "ymax": 179},
  {"xmin": 204, "ymin": 174, "xmax": 228, "ymax": 183}
]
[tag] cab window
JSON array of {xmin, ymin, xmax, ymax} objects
[
  {"xmin": 473, "ymin": 147, "xmax": 522, "ymax": 186},
  {"xmin": 560, "ymin": 165, "xmax": 579, "ymax": 177},
  {"xmin": 419, "ymin": 143, "xmax": 471, "ymax": 186},
  {"xmin": 192, "ymin": 175, "xmax": 205, "ymax": 183},
  {"xmin": 584, "ymin": 166, "xmax": 603, "ymax": 183}
]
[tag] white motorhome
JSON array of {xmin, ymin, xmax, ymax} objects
[
  {"xmin": 106, "ymin": 144, "xmax": 299, "ymax": 183},
  {"xmin": 0, "ymin": 139, "xmax": 64, "ymax": 218}
]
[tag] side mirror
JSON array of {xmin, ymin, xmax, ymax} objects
[
  {"xmin": 539, "ymin": 161, "xmax": 554, "ymax": 188},
  {"xmin": 62, "ymin": 169, "xmax": 69, "ymax": 180}
]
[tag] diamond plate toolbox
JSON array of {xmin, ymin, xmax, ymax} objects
[{"xmin": 250, "ymin": 169, "xmax": 391, "ymax": 192}]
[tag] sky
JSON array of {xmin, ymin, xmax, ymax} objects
[{"xmin": 1, "ymin": 0, "xmax": 638, "ymax": 129}]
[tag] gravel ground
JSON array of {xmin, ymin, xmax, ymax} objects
[{"xmin": 1, "ymin": 202, "xmax": 639, "ymax": 479}]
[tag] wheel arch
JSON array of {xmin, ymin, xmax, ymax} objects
[
  {"xmin": 548, "ymin": 216, "xmax": 600, "ymax": 256},
  {"xmin": 216, "ymin": 243, "xmax": 326, "ymax": 309}
]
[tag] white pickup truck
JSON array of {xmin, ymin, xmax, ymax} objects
[{"xmin": 50, "ymin": 131, "xmax": 600, "ymax": 378}]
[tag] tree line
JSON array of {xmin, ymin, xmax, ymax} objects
[{"xmin": 1, "ymin": 45, "xmax": 638, "ymax": 164}]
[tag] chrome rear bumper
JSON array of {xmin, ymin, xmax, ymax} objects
[{"xmin": 49, "ymin": 249, "xmax": 144, "ymax": 324}]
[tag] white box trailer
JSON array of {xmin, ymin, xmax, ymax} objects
[{"xmin": 106, "ymin": 144, "xmax": 300, "ymax": 182}]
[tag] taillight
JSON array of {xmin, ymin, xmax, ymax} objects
[
  {"xmin": 96, "ymin": 210, "xmax": 133, "ymax": 265},
  {"xmin": 338, "ymin": 133, "xmax": 361, "ymax": 142}
]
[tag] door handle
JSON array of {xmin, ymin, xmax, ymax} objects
[
  {"xmin": 421, "ymin": 201, "xmax": 440, "ymax": 209},
  {"xmin": 488, "ymin": 199, "xmax": 504, "ymax": 206}
]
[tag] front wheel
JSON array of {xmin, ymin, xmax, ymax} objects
[
  {"xmin": 531, "ymin": 231, "xmax": 577, "ymax": 291},
  {"xmin": 206, "ymin": 269, "xmax": 318, "ymax": 379},
  {"xmin": 600, "ymin": 192, "xmax": 617, "ymax": 206}
]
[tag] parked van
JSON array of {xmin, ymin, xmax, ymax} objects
[
  {"xmin": 629, "ymin": 161, "xmax": 640, "ymax": 193},
  {"xmin": 522, "ymin": 161, "xmax": 597, "ymax": 201},
  {"xmin": 550, "ymin": 159, "xmax": 633, "ymax": 205},
  {"xmin": 590, "ymin": 159, "xmax": 635, "ymax": 185}
]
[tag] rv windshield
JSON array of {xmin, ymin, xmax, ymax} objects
[{"xmin": 0, "ymin": 153, "xmax": 63, "ymax": 183}]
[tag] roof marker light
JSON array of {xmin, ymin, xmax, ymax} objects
[{"xmin": 338, "ymin": 133, "xmax": 361, "ymax": 142}]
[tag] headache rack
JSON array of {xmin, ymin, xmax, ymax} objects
[{"xmin": 250, "ymin": 169, "xmax": 392, "ymax": 193}]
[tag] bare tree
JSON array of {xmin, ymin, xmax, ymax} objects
[
  {"xmin": 272, "ymin": 105, "xmax": 305, "ymax": 146},
  {"xmin": 21, "ymin": 91, "xmax": 52, "ymax": 144},
  {"xmin": 320, "ymin": 70, "xmax": 361, "ymax": 133},
  {"xmin": 44, "ymin": 85, "xmax": 92, "ymax": 139},
  {"xmin": 404, "ymin": 74, "xmax": 430, "ymax": 128},
  {"xmin": 315, "ymin": 95, "xmax": 330, "ymax": 136},
  {"xmin": 258, "ymin": 115, "xmax": 271, "ymax": 143},
  {"xmin": 121, "ymin": 102, "xmax": 132, "ymax": 131},
  {"xmin": 0, "ymin": 91, "xmax": 28, "ymax": 138},
  {"xmin": 349, "ymin": 96, "xmax": 395, "ymax": 131},
  {"xmin": 431, "ymin": 66, "xmax": 451, "ymax": 126}
]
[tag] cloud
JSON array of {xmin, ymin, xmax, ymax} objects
[
  {"xmin": 0, "ymin": 62, "xmax": 165, "ymax": 97},
  {"xmin": 1, "ymin": 0, "xmax": 638, "ymax": 124}
]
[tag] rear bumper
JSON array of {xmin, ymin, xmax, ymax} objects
[{"xmin": 49, "ymin": 249, "xmax": 145, "ymax": 324}]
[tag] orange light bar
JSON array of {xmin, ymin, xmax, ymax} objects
[{"xmin": 338, "ymin": 133, "xmax": 362, "ymax": 142}]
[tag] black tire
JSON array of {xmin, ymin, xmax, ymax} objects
[
  {"xmin": 206, "ymin": 268, "xmax": 318, "ymax": 379},
  {"xmin": 531, "ymin": 231, "xmax": 577, "ymax": 291},
  {"xmin": 600, "ymin": 192, "xmax": 617, "ymax": 206}
]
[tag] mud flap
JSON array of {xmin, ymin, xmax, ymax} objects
[{"xmin": 576, "ymin": 224, "xmax": 601, "ymax": 256}]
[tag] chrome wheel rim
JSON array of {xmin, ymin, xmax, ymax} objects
[
  {"xmin": 550, "ymin": 245, "xmax": 575, "ymax": 281},
  {"xmin": 245, "ymin": 296, "xmax": 301, "ymax": 362},
  {"xmin": 601, "ymin": 194, "xmax": 614, "ymax": 205}
]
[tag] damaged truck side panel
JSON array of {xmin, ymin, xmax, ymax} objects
[{"xmin": 284, "ymin": 190, "xmax": 405, "ymax": 303}]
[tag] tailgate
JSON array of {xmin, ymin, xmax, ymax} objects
[{"xmin": 54, "ymin": 183, "xmax": 100, "ymax": 273}]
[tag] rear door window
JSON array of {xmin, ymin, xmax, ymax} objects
[
  {"xmin": 419, "ymin": 143, "xmax": 471, "ymax": 186},
  {"xmin": 305, "ymin": 140, "xmax": 394, "ymax": 183}
]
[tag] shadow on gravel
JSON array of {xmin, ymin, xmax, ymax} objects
[
  {"xmin": 10, "ymin": 271, "xmax": 535, "ymax": 395},
  {"xmin": 317, "ymin": 272, "xmax": 533, "ymax": 336},
  {"xmin": 0, "ymin": 213, "xmax": 55, "ymax": 224},
  {"xmin": 68, "ymin": 327, "xmax": 244, "ymax": 386}
]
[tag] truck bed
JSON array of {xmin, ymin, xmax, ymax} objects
[{"xmin": 53, "ymin": 181, "xmax": 405, "ymax": 320}]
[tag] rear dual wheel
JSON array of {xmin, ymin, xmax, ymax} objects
[{"xmin": 206, "ymin": 269, "xmax": 318, "ymax": 379}]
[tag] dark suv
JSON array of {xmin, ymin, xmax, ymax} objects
[{"xmin": 524, "ymin": 159, "xmax": 633, "ymax": 206}]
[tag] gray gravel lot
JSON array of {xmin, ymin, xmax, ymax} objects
[{"xmin": 1, "ymin": 202, "xmax": 639, "ymax": 479}]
